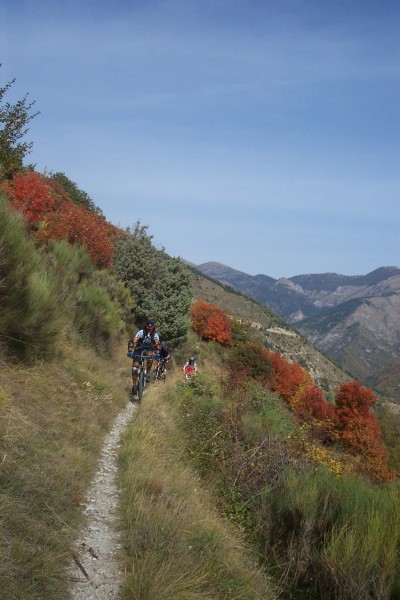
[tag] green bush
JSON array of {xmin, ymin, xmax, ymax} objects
[
  {"xmin": 91, "ymin": 268, "xmax": 135, "ymax": 332},
  {"xmin": 74, "ymin": 282, "xmax": 124, "ymax": 350},
  {"xmin": 264, "ymin": 466, "xmax": 400, "ymax": 599},
  {"xmin": 228, "ymin": 342, "xmax": 272, "ymax": 385},
  {"xmin": 176, "ymin": 364, "xmax": 400, "ymax": 599},
  {"xmin": 46, "ymin": 239, "xmax": 94, "ymax": 302},
  {"xmin": 0, "ymin": 195, "xmax": 61, "ymax": 358}
]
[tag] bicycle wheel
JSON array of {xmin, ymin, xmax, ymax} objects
[
  {"xmin": 152, "ymin": 365, "xmax": 158, "ymax": 382},
  {"xmin": 138, "ymin": 370, "xmax": 145, "ymax": 401}
]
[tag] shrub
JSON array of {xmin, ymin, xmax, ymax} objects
[
  {"xmin": 91, "ymin": 269, "xmax": 136, "ymax": 333},
  {"xmin": 73, "ymin": 282, "xmax": 124, "ymax": 350},
  {"xmin": 0, "ymin": 194, "xmax": 61, "ymax": 358},
  {"xmin": 45, "ymin": 240, "xmax": 94, "ymax": 302},
  {"xmin": 38, "ymin": 200, "xmax": 116, "ymax": 267},
  {"xmin": 335, "ymin": 381, "xmax": 394, "ymax": 482},
  {"xmin": 190, "ymin": 300, "xmax": 232, "ymax": 346},
  {"xmin": 264, "ymin": 466, "xmax": 400, "ymax": 599},
  {"xmin": 2, "ymin": 170, "xmax": 55, "ymax": 226},
  {"xmin": 227, "ymin": 342, "xmax": 273, "ymax": 388}
]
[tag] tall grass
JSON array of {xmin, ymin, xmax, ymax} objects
[
  {"xmin": 0, "ymin": 194, "xmax": 62, "ymax": 358},
  {"xmin": 117, "ymin": 381, "xmax": 278, "ymax": 600},
  {"xmin": 0, "ymin": 345, "xmax": 129, "ymax": 599},
  {"xmin": 265, "ymin": 466, "xmax": 400, "ymax": 599},
  {"xmin": 74, "ymin": 282, "xmax": 124, "ymax": 349}
]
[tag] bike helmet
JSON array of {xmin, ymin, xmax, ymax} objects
[
  {"xmin": 144, "ymin": 319, "xmax": 156, "ymax": 333},
  {"xmin": 189, "ymin": 356, "xmax": 195, "ymax": 364}
]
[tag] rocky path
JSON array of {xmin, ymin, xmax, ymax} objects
[{"xmin": 68, "ymin": 401, "xmax": 136, "ymax": 599}]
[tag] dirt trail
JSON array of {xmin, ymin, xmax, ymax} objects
[{"xmin": 68, "ymin": 400, "xmax": 136, "ymax": 599}]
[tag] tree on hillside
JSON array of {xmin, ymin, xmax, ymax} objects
[
  {"xmin": 113, "ymin": 222, "xmax": 160, "ymax": 320},
  {"xmin": 50, "ymin": 172, "xmax": 104, "ymax": 216},
  {"xmin": 144, "ymin": 254, "xmax": 192, "ymax": 344},
  {"xmin": 113, "ymin": 223, "xmax": 192, "ymax": 344},
  {"xmin": 0, "ymin": 71, "xmax": 39, "ymax": 179}
]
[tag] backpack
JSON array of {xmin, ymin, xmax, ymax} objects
[{"xmin": 140, "ymin": 329, "xmax": 157, "ymax": 348}]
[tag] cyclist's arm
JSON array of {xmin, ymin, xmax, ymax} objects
[
  {"xmin": 129, "ymin": 332, "xmax": 142, "ymax": 352},
  {"xmin": 154, "ymin": 334, "xmax": 161, "ymax": 352}
]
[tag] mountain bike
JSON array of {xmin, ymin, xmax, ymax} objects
[
  {"xmin": 132, "ymin": 349, "xmax": 148, "ymax": 401},
  {"xmin": 153, "ymin": 355, "xmax": 167, "ymax": 382}
]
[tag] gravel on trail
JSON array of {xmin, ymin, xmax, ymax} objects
[{"xmin": 68, "ymin": 400, "xmax": 137, "ymax": 600}]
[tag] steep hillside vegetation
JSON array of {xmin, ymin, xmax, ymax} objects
[{"xmin": 191, "ymin": 269, "xmax": 349, "ymax": 396}]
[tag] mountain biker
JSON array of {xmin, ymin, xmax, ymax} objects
[
  {"xmin": 183, "ymin": 356, "xmax": 197, "ymax": 378},
  {"xmin": 159, "ymin": 341, "xmax": 171, "ymax": 370},
  {"xmin": 127, "ymin": 319, "xmax": 160, "ymax": 396}
]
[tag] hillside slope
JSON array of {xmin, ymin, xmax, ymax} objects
[
  {"xmin": 195, "ymin": 262, "xmax": 400, "ymax": 400},
  {"xmin": 190, "ymin": 269, "xmax": 349, "ymax": 396},
  {"xmin": 296, "ymin": 294, "xmax": 400, "ymax": 396}
]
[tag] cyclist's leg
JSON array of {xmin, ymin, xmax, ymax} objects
[
  {"xmin": 145, "ymin": 351, "xmax": 154, "ymax": 381},
  {"xmin": 131, "ymin": 348, "xmax": 143, "ymax": 393}
]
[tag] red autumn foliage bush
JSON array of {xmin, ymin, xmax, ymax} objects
[
  {"xmin": 37, "ymin": 200, "xmax": 116, "ymax": 268},
  {"xmin": 264, "ymin": 350, "xmax": 308, "ymax": 406},
  {"xmin": 335, "ymin": 381, "xmax": 394, "ymax": 482},
  {"xmin": 190, "ymin": 300, "xmax": 232, "ymax": 346},
  {"xmin": 2, "ymin": 171, "xmax": 55, "ymax": 225},
  {"xmin": 295, "ymin": 385, "xmax": 339, "ymax": 442}
]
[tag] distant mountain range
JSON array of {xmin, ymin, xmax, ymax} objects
[{"xmin": 194, "ymin": 262, "xmax": 400, "ymax": 400}]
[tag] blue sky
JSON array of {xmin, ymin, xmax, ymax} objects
[{"xmin": 1, "ymin": 0, "xmax": 399, "ymax": 278}]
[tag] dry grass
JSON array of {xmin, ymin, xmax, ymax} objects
[
  {"xmin": 118, "ymin": 376, "xmax": 278, "ymax": 600},
  {"xmin": 0, "ymin": 344, "xmax": 130, "ymax": 599}
]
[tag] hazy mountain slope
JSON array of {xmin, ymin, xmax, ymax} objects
[
  {"xmin": 194, "ymin": 262, "xmax": 400, "ymax": 401},
  {"xmin": 190, "ymin": 269, "xmax": 349, "ymax": 397},
  {"xmin": 296, "ymin": 294, "xmax": 400, "ymax": 397},
  {"xmin": 196, "ymin": 262, "xmax": 400, "ymax": 322},
  {"xmin": 196, "ymin": 261, "xmax": 318, "ymax": 321},
  {"xmin": 291, "ymin": 268, "xmax": 400, "ymax": 309}
]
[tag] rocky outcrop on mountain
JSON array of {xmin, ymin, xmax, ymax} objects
[{"xmin": 195, "ymin": 262, "xmax": 400, "ymax": 400}]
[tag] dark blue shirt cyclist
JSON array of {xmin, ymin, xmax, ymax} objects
[{"xmin": 128, "ymin": 319, "xmax": 160, "ymax": 395}]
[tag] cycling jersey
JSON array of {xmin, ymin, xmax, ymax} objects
[{"xmin": 134, "ymin": 329, "xmax": 160, "ymax": 350}]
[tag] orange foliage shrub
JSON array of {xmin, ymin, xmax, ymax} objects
[
  {"xmin": 264, "ymin": 349, "xmax": 341, "ymax": 442},
  {"xmin": 296, "ymin": 385, "xmax": 339, "ymax": 442},
  {"xmin": 335, "ymin": 381, "xmax": 394, "ymax": 482},
  {"xmin": 190, "ymin": 300, "xmax": 232, "ymax": 346},
  {"xmin": 38, "ymin": 200, "xmax": 115, "ymax": 268},
  {"xmin": 2, "ymin": 171, "xmax": 55, "ymax": 225},
  {"xmin": 45, "ymin": 178, "xmax": 75, "ymax": 208},
  {"xmin": 264, "ymin": 350, "xmax": 307, "ymax": 406}
]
